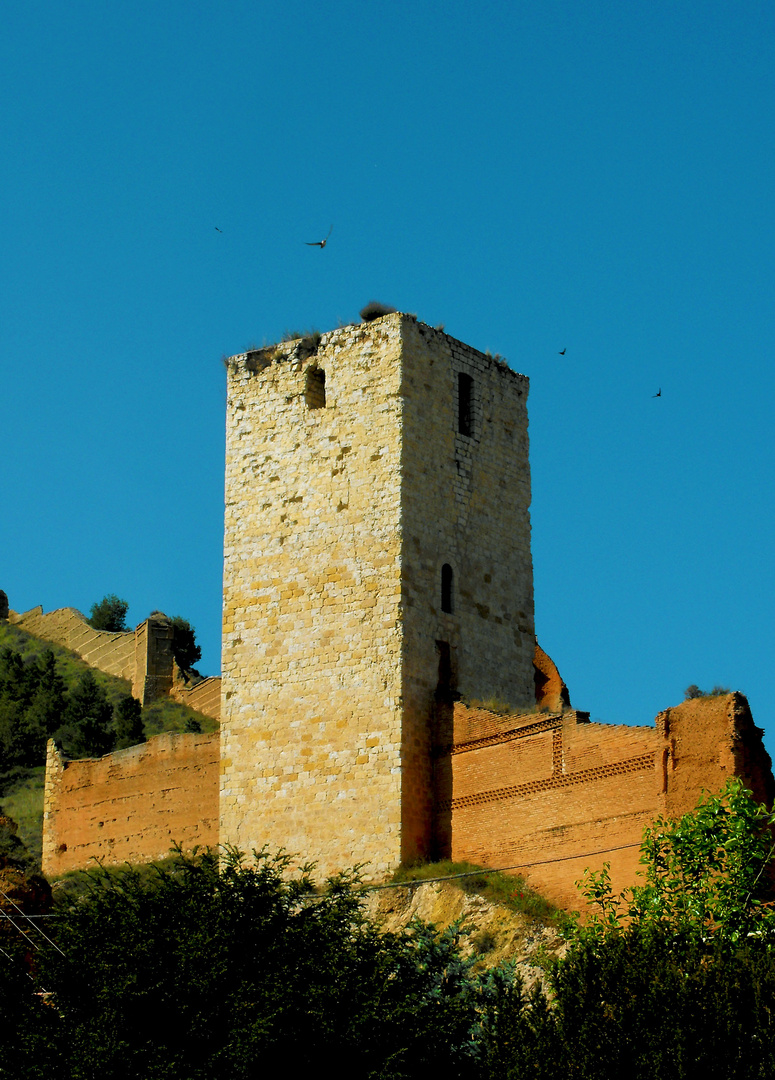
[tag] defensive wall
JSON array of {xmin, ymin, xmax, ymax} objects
[
  {"xmin": 24, "ymin": 316, "xmax": 775, "ymax": 907},
  {"xmin": 444, "ymin": 691, "xmax": 773, "ymax": 908},
  {"xmin": 41, "ymin": 691, "xmax": 773, "ymax": 911},
  {"xmin": 9, "ymin": 604, "xmax": 220, "ymax": 721},
  {"xmin": 42, "ymin": 732, "xmax": 219, "ymax": 876}
]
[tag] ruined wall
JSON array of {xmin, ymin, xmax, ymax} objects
[
  {"xmin": 446, "ymin": 693, "xmax": 773, "ymax": 910},
  {"xmin": 132, "ymin": 615, "xmax": 175, "ymax": 704},
  {"xmin": 42, "ymin": 732, "xmax": 219, "ymax": 878},
  {"xmin": 221, "ymin": 315, "xmax": 535, "ymax": 876},
  {"xmin": 40, "ymin": 690, "xmax": 773, "ymax": 905}
]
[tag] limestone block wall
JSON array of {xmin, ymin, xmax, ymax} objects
[
  {"xmin": 11, "ymin": 606, "xmax": 135, "ymax": 681},
  {"xmin": 446, "ymin": 694, "xmax": 773, "ymax": 910},
  {"xmin": 221, "ymin": 315, "xmax": 536, "ymax": 876},
  {"xmin": 221, "ymin": 321, "xmax": 406, "ymax": 878},
  {"xmin": 398, "ymin": 319, "xmax": 534, "ymax": 859},
  {"xmin": 42, "ymin": 732, "xmax": 219, "ymax": 877}
]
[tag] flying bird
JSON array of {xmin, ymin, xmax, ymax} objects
[
  {"xmin": 558, "ymin": 348, "xmax": 566, "ymax": 355},
  {"xmin": 653, "ymin": 388, "xmax": 661, "ymax": 397},
  {"xmin": 306, "ymin": 225, "xmax": 333, "ymax": 248},
  {"xmin": 214, "ymin": 226, "xmax": 223, "ymax": 233}
]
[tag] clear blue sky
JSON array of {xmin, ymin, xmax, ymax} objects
[{"xmin": 3, "ymin": 2, "xmax": 774, "ymax": 746}]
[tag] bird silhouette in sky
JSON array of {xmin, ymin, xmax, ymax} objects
[
  {"xmin": 214, "ymin": 226, "xmax": 223, "ymax": 233},
  {"xmin": 306, "ymin": 225, "xmax": 333, "ymax": 248},
  {"xmin": 558, "ymin": 348, "xmax": 566, "ymax": 355},
  {"xmin": 653, "ymin": 388, "xmax": 661, "ymax": 397}
]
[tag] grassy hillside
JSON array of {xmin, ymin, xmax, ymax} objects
[{"xmin": 0, "ymin": 620, "xmax": 217, "ymax": 867}]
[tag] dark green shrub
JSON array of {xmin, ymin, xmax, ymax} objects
[{"xmin": 88, "ymin": 595, "xmax": 129, "ymax": 633}]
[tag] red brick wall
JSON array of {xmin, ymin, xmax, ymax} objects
[
  {"xmin": 446, "ymin": 696, "xmax": 773, "ymax": 910},
  {"xmin": 43, "ymin": 733, "xmax": 219, "ymax": 877},
  {"xmin": 41, "ymin": 694, "xmax": 772, "ymax": 912}
]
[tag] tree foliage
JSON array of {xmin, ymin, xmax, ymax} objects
[
  {"xmin": 0, "ymin": 646, "xmax": 145, "ymax": 769},
  {"xmin": 5, "ymin": 848, "xmax": 525, "ymax": 1079},
  {"xmin": 575, "ymin": 778, "xmax": 775, "ymax": 943},
  {"xmin": 2, "ymin": 784, "xmax": 775, "ymax": 1077},
  {"xmin": 169, "ymin": 616, "xmax": 202, "ymax": 673},
  {"xmin": 87, "ymin": 594, "xmax": 129, "ymax": 633}
]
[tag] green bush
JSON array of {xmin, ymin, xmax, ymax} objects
[
  {"xmin": 87, "ymin": 595, "xmax": 129, "ymax": 633},
  {"xmin": 26, "ymin": 849, "xmax": 523, "ymax": 1078}
]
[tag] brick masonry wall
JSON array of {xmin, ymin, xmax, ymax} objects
[
  {"xmin": 42, "ymin": 733, "xmax": 219, "ymax": 877},
  {"xmin": 446, "ymin": 695, "xmax": 774, "ymax": 910}
]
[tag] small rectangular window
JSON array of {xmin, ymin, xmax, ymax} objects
[
  {"xmin": 458, "ymin": 373, "xmax": 473, "ymax": 436},
  {"xmin": 305, "ymin": 366, "xmax": 326, "ymax": 409}
]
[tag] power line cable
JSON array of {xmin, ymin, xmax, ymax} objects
[{"xmin": 0, "ymin": 888, "xmax": 64, "ymax": 955}]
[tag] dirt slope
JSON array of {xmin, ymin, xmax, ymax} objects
[{"xmin": 364, "ymin": 880, "xmax": 564, "ymax": 987}]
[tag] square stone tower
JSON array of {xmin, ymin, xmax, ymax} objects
[{"xmin": 221, "ymin": 313, "xmax": 534, "ymax": 877}]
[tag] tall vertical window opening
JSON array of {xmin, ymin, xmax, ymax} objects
[
  {"xmin": 441, "ymin": 563, "xmax": 454, "ymax": 614},
  {"xmin": 305, "ymin": 366, "xmax": 326, "ymax": 409},
  {"xmin": 458, "ymin": 372, "xmax": 473, "ymax": 436}
]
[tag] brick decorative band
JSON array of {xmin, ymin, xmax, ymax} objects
[
  {"xmin": 439, "ymin": 752, "xmax": 656, "ymax": 811},
  {"xmin": 443, "ymin": 713, "xmax": 563, "ymax": 757}
]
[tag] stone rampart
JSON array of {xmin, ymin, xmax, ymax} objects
[
  {"xmin": 9, "ymin": 604, "xmax": 220, "ymax": 719},
  {"xmin": 173, "ymin": 676, "xmax": 222, "ymax": 721},
  {"xmin": 42, "ymin": 732, "xmax": 219, "ymax": 877},
  {"xmin": 11, "ymin": 606, "xmax": 135, "ymax": 681}
]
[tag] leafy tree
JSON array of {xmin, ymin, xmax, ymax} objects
[
  {"xmin": 21, "ymin": 848, "xmax": 524, "ymax": 1079},
  {"xmin": 54, "ymin": 671, "xmax": 114, "ymax": 759},
  {"xmin": 575, "ymin": 778, "xmax": 775, "ymax": 943},
  {"xmin": 19, "ymin": 650, "xmax": 66, "ymax": 764},
  {"xmin": 169, "ymin": 616, "xmax": 202, "ymax": 673},
  {"xmin": 0, "ymin": 647, "xmax": 65, "ymax": 770},
  {"xmin": 525, "ymin": 780, "xmax": 775, "ymax": 1080},
  {"xmin": 112, "ymin": 695, "xmax": 145, "ymax": 750},
  {"xmin": 541, "ymin": 930, "xmax": 775, "ymax": 1080},
  {"xmin": 88, "ymin": 595, "xmax": 129, "ymax": 633}
]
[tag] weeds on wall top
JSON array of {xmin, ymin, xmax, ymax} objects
[
  {"xmin": 684, "ymin": 684, "xmax": 733, "ymax": 699},
  {"xmin": 359, "ymin": 301, "xmax": 397, "ymax": 322}
]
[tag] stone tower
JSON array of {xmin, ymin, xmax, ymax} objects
[{"xmin": 220, "ymin": 313, "xmax": 535, "ymax": 877}]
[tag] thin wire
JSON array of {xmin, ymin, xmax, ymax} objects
[
  {"xmin": 358, "ymin": 840, "xmax": 641, "ymax": 895},
  {"xmin": 0, "ymin": 888, "xmax": 65, "ymax": 955}
]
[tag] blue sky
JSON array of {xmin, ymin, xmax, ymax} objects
[{"xmin": 3, "ymin": 2, "xmax": 774, "ymax": 746}]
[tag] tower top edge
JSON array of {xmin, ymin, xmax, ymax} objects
[{"xmin": 223, "ymin": 312, "xmax": 529, "ymax": 382}]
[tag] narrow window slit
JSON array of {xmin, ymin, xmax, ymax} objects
[
  {"xmin": 441, "ymin": 563, "xmax": 454, "ymax": 614},
  {"xmin": 458, "ymin": 372, "xmax": 473, "ymax": 436}
]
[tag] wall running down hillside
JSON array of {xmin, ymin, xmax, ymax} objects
[{"xmin": 9, "ymin": 605, "xmax": 220, "ymax": 720}]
